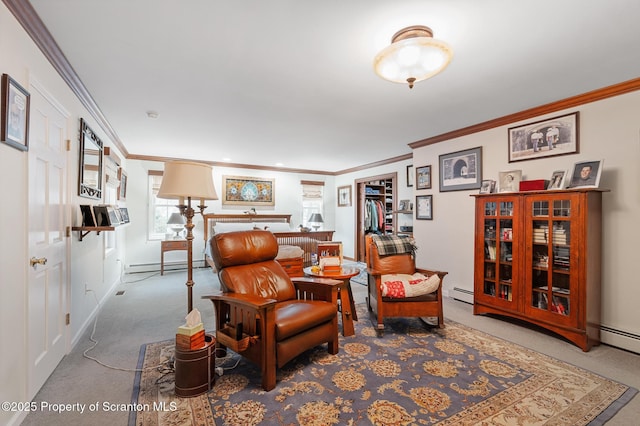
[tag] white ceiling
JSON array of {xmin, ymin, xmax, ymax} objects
[{"xmin": 24, "ymin": 0, "xmax": 640, "ymax": 173}]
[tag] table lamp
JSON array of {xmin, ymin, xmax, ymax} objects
[
  {"xmin": 157, "ymin": 160, "xmax": 218, "ymax": 313},
  {"xmin": 308, "ymin": 213, "xmax": 324, "ymax": 231},
  {"xmin": 167, "ymin": 212, "xmax": 186, "ymax": 239}
]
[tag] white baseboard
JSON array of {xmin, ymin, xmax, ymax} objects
[
  {"xmin": 601, "ymin": 326, "xmax": 640, "ymax": 354},
  {"xmin": 451, "ymin": 286, "xmax": 474, "ymax": 304}
]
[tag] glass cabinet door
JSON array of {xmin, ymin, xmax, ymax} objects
[
  {"xmin": 529, "ymin": 197, "xmax": 572, "ymax": 318},
  {"xmin": 480, "ymin": 199, "xmax": 516, "ymax": 304}
]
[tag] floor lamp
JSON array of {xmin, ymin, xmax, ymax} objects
[{"xmin": 157, "ymin": 160, "xmax": 218, "ymax": 314}]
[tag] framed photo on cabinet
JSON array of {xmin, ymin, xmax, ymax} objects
[
  {"xmin": 567, "ymin": 160, "xmax": 603, "ymax": 188},
  {"xmin": 547, "ymin": 170, "xmax": 567, "ymax": 190},
  {"xmin": 416, "ymin": 195, "xmax": 433, "ymax": 220},
  {"xmin": 498, "ymin": 170, "xmax": 522, "ymax": 193}
]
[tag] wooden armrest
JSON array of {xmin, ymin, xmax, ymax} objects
[
  {"xmin": 202, "ymin": 292, "xmax": 277, "ymax": 309},
  {"xmin": 416, "ymin": 268, "xmax": 448, "ymax": 279},
  {"xmin": 292, "ymin": 276, "xmax": 342, "ymax": 287}
]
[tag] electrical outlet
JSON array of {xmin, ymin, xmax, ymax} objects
[{"xmin": 215, "ymin": 367, "xmax": 223, "ymax": 376}]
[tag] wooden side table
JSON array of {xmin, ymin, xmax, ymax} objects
[
  {"xmin": 303, "ymin": 266, "xmax": 360, "ymax": 336},
  {"xmin": 161, "ymin": 239, "xmax": 188, "ymax": 275}
]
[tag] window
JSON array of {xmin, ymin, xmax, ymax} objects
[
  {"xmin": 148, "ymin": 171, "xmax": 180, "ymax": 240},
  {"xmin": 301, "ymin": 181, "xmax": 324, "ymax": 227}
]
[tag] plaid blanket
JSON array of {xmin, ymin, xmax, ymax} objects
[{"xmin": 372, "ymin": 234, "xmax": 417, "ymax": 256}]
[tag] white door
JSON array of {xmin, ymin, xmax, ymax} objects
[{"xmin": 27, "ymin": 80, "xmax": 70, "ymax": 399}]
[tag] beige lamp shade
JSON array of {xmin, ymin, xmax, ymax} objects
[{"xmin": 157, "ymin": 160, "xmax": 218, "ymax": 201}]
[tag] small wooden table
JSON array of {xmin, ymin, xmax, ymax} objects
[
  {"xmin": 161, "ymin": 239, "xmax": 188, "ymax": 275},
  {"xmin": 303, "ymin": 266, "xmax": 360, "ymax": 336}
]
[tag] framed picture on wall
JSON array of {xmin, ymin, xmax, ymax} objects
[
  {"xmin": 1, "ymin": 73, "xmax": 30, "ymax": 151},
  {"xmin": 439, "ymin": 147, "xmax": 482, "ymax": 192},
  {"xmin": 406, "ymin": 165, "xmax": 414, "ymax": 187},
  {"xmin": 508, "ymin": 112, "xmax": 579, "ymax": 162},
  {"xmin": 337, "ymin": 185, "xmax": 352, "ymax": 207},
  {"xmin": 416, "ymin": 165, "xmax": 432, "ymax": 190},
  {"xmin": 416, "ymin": 195, "xmax": 433, "ymax": 220}
]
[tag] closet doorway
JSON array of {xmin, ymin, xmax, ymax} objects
[{"xmin": 355, "ymin": 172, "xmax": 397, "ymax": 262}]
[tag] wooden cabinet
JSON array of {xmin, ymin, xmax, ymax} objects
[{"xmin": 473, "ymin": 189, "xmax": 604, "ymax": 351}]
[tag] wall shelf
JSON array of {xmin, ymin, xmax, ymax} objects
[{"xmin": 72, "ymin": 226, "xmax": 115, "ymax": 241}]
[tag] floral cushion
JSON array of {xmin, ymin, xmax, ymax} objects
[{"xmin": 380, "ymin": 273, "xmax": 440, "ymax": 298}]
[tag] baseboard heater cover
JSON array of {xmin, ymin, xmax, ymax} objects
[
  {"xmin": 601, "ymin": 325, "xmax": 640, "ymax": 355},
  {"xmin": 452, "ymin": 286, "xmax": 474, "ymax": 304}
]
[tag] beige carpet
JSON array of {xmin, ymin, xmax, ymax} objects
[{"xmin": 130, "ymin": 308, "xmax": 635, "ymax": 425}]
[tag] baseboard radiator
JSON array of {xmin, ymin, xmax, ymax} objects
[
  {"xmin": 601, "ymin": 325, "xmax": 640, "ymax": 354},
  {"xmin": 451, "ymin": 286, "xmax": 474, "ymax": 304},
  {"xmin": 126, "ymin": 259, "xmax": 207, "ymax": 274}
]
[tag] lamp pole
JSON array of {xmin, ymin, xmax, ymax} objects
[{"xmin": 178, "ymin": 196, "xmax": 207, "ymax": 314}]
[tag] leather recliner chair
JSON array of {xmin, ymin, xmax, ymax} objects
[{"xmin": 203, "ymin": 230, "xmax": 341, "ymax": 391}]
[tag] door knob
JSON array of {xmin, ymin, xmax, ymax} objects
[{"xmin": 30, "ymin": 257, "xmax": 48, "ymax": 268}]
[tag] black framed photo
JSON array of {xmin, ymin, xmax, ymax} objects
[
  {"xmin": 80, "ymin": 205, "xmax": 96, "ymax": 227},
  {"xmin": 1, "ymin": 74, "xmax": 30, "ymax": 151},
  {"xmin": 508, "ymin": 112, "xmax": 579, "ymax": 162},
  {"xmin": 439, "ymin": 146, "xmax": 482, "ymax": 192},
  {"xmin": 118, "ymin": 168, "xmax": 128, "ymax": 200},
  {"xmin": 416, "ymin": 195, "xmax": 433, "ymax": 220},
  {"xmin": 416, "ymin": 165, "xmax": 432, "ymax": 190},
  {"xmin": 337, "ymin": 185, "xmax": 351, "ymax": 207},
  {"xmin": 406, "ymin": 165, "xmax": 414, "ymax": 187},
  {"xmin": 567, "ymin": 160, "xmax": 603, "ymax": 188}
]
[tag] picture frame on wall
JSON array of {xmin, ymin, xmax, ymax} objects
[
  {"xmin": 416, "ymin": 195, "xmax": 433, "ymax": 220},
  {"xmin": 406, "ymin": 165, "xmax": 414, "ymax": 187},
  {"xmin": 337, "ymin": 185, "xmax": 352, "ymax": 207},
  {"xmin": 415, "ymin": 165, "xmax": 432, "ymax": 190},
  {"xmin": 222, "ymin": 175, "xmax": 275, "ymax": 206},
  {"xmin": 416, "ymin": 194, "xmax": 433, "ymax": 220},
  {"xmin": 439, "ymin": 146, "xmax": 482, "ymax": 192},
  {"xmin": 118, "ymin": 168, "xmax": 128, "ymax": 200},
  {"xmin": 508, "ymin": 112, "xmax": 579, "ymax": 163},
  {"xmin": 567, "ymin": 160, "xmax": 603, "ymax": 188},
  {"xmin": 547, "ymin": 170, "xmax": 567, "ymax": 190},
  {"xmin": 1, "ymin": 74, "xmax": 30, "ymax": 151}
]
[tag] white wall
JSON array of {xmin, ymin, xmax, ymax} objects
[
  {"xmin": 411, "ymin": 91, "xmax": 640, "ymax": 352},
  {"xmin": 124, "ymin": 159, "xmax": 336, "ymax": 271},
  {"xmin": 0, "ymin": 5, "xmax": 125, "ymax": 425}
]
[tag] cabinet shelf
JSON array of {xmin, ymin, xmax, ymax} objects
[{"xmin": 72, "ymin": 226, "xmax": 116, "ymax": 241}]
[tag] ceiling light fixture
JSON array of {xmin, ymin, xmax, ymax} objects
[{"xmin": 373, "ymin": 25, "xmax": 453, "ymax": 89}]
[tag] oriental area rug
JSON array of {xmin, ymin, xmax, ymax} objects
[{"xmin": 130, "ymin": 307, "xmax": 636, "ymax": 426}]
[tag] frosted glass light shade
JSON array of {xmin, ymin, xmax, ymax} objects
[
  {"xmin": 374, "ymin": 25, "xmax": 453, "ymax": 89},
  {"xmin": 157, "ymin": 160, "xmax": 218, "ymax": 201}
]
